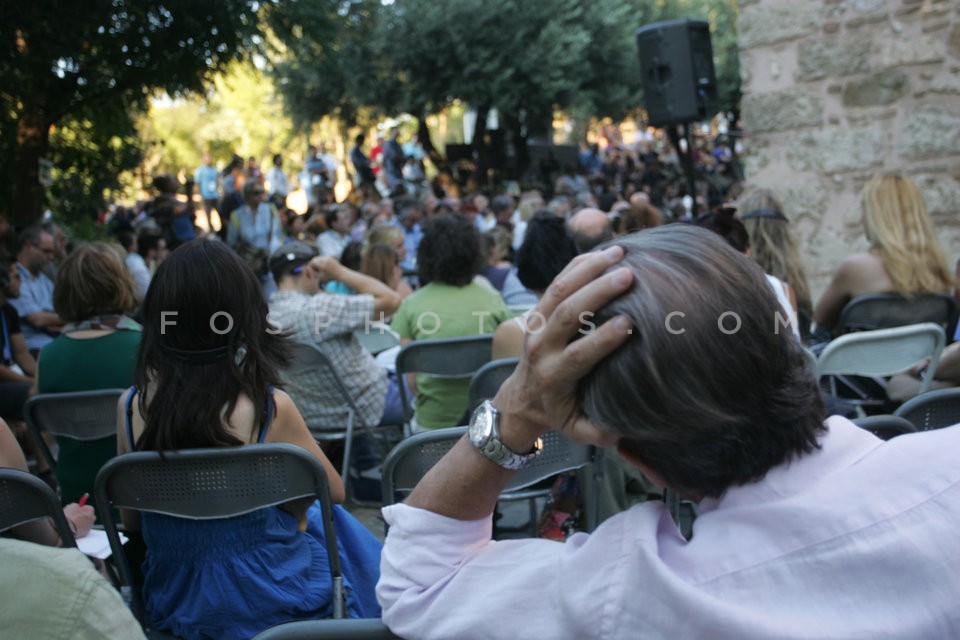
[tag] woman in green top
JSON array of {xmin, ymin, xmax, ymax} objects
[
  {"xmin": 35, "ymin": 241, "xmax": 141, "ymax": 503},
  {"xmin": 392, "ymin": 214, "xmax": 512, "ymax": 429}
]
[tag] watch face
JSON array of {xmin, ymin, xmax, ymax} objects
[{"xmin": 468, "ymin": 402, "xmax": 494, "ymax": 447}]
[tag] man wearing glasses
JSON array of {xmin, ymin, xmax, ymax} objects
[{"xmin": 11, "ymin": 226, "xmax": 63, "ymax": 355}]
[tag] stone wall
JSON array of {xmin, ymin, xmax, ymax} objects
[{"xmin": 738, "ymin": 0, "xmax": 960, "ymax": 301}]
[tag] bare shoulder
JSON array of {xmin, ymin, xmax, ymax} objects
[
  {"xmin": 838, "ymin": 251, "xmax": 883, "ymax": 271},
  {"xmin": 271, "ymin": 388, "xmax": 298, "ymax": 418},
  {"xmin": 265, "ymin": 389, "xmax": 307, "ymax": 439},
  {"xmin": 492, "ymin": 317, "xmax": 525, "ymax": 359},
  {"xmin": 836, "ymin": 251, "xmax": 892, "ymax": 295}
]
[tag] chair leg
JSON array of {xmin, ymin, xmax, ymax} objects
[{"xmin": 340, "ymin": 415, "xmax": 355, "ymax": 504}]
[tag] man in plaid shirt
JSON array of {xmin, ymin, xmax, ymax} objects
[{"xmin": 268, "ymin": 242, "xmax": 403, "ymax": 436}]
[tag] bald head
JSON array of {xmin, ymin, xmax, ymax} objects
[{"xmin": 567, "ymin": 208, "xmax": 613, "ymax": 253}]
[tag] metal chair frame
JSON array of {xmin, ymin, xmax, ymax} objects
[
  {"xmin": 893, "ymin": 387, "xmax": 960, "ymax": 432},
  {"xmin": 0, "ymin": 467, "xmax": 76, "ymax": 546},
  {"xmin": 852, "ymin": 414, "xmax": 918, "ymax": 440},
  {"xmin": 815, "ymin": 323, "xmax": 946, "ymax": 408},
  {"xmin": 23, "ymin": 388, "xmax": 126, "ymax": 472},
  {"xmin": 94, "ymin": 443, "xmax": 346, "ymax": 624},
  {"xmin": 286, "ymin": 340, "xmax": 399, "ymax": 504},
  {"xmin": 381, "ymin": 426, "xmax": 599, "ymax": 535},
  {"xmin": 837, "ymin": 292, "xmax": 957, "ymax": 335},
  {"xmin": 467, "ymin": 357, "xmax": 521, "ymax": 415},
  {"xmin": 395, "ymin": 334, "xmax": 494, "ymax": 427},
  {"xmin": 252, "ymin": 618, "xmax": 400, "ymax": 640}
]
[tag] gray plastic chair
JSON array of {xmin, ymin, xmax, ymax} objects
[
  {"xmin": 395, "ymin": 334, "xmax": 494, "ymax": 426},
  {"xmin": 894, "ymin": 387, "xmax": 960, "ymax": 432},
  {"xmin": 852, "ymin": 415, "xmax": 918, "ymax": 440},
  {"xmin": 94, "ymin": 443, "xmax": 346, "ymax": 625},
  {"xmin": 23, "ymin": 388, "xmax": 126, "ymax": 472},
  {"xmin": 467, "ymin": 357, "xmax": 520, "ymax": 414},
  {"xmin": 382, "ymin": 426, "xmax": 599, "ymax": 534},
  {"xmin": 815, "ymin": 323, "xmax": 946, "ymax": 406},
  {"xmin": 284, "ymin": 340, "xmax": 400, "ymax": 504},
  {"xmin": 252, "ymin": 618, "xmax": 400, "ymax": 640},
  {"xmin": 0, "ymin": 467, "xmax": 76, "ymax": 547},
  {"xmin": 837, "ymin": 293, "xmax": 957, "ymax": 335}
]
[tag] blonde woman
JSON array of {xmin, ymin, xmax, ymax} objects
[
  {"xmin": 739, "ymin": 188, "xmax": 813, "ymax": 334},
  {"xmin": 363, "ymin": 225, "xmax": 413, "ymax": 299},
  {"xmin": 814, "ymin": 174, "xmax": 954, "ymax": 334}
]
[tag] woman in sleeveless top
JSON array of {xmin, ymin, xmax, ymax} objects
[
  {"xmin": 813, "ymin": 174, "xmax": 953, "ymax": 335},
  {"xmin": 116, "ymin": 239, "xmax": 381, "ymax": 640}
]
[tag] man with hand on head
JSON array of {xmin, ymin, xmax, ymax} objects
[
  {"xmin": 377, "ymin": 225, "xmax": 960, "ymax": 639},
  {"xmin": 268, "ymin": 243, "xmax": 404, "ymax": 495}
]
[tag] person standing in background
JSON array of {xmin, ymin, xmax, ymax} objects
[
  {"xmin": 266, "ymin": 153, "xmax": 289, "ymax": 206},
  {"xmin": 193, "ymin": 153, "xmax": 220, "ymax": 232}
]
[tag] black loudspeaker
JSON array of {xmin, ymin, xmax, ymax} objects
[{"xmin": 635, "ymin": 19, "xmax": 719, "ymax": 127}]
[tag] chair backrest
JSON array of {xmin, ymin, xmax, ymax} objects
[
  {"xmin": 0, "ymin": 468, "xmax": 76, "ymax": 547},
  {"xmin": 252, "ymin": 618, "xmax": 400, "ymax": 640},
  {"xmin": 815, "ymin": 323, "xmax": 946, "ymax": 395},
  {"xmin": 893, "ymin": 387, "xmax": 960, "ymax": 432},
  {"xmin": 94, "ymin": 443, "xmax": 345, "ymax": 619},
  {"xmin": 837, "ymin": 293, "xmax": 957, "ymax": 335},
  {"xmin": 852, "ymin": 415, "xmax": 918, "ymax": 440},
  {"xmin": 23, "ymin": 388, "xmax": 126, "ymax": 470},
  {"xmin": 381, "ymin": 426, "xmax": 595, "ymax": 505},
  {"xmin": 354, "ymin": 323, "xmax": 401, "ymax": 355},
  {"xmin": 467, "ymin": 357, "xmax": 520, "ymax": 414},
  {"xmin": 285, "ymin": 341, "xmax": 359, "ymax": 433},
  {"xmin": 395, "ymin": 334, "xmax": 494, "ymax": 422}
]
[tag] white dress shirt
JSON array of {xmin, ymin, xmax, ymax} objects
[{"xmin": 378, "ymin": 416, "xmax": 960, "ymax": 639}]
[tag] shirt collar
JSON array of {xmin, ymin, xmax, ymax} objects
[{"xmin": 698, "ymin": 416, "xmax": 882, "ymax": 514}]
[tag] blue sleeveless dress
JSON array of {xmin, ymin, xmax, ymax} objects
[{"xmin": 125, "ymin": 390, "xmax": 382, "ymax": 640}]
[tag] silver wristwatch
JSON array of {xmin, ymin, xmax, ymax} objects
[{"xmin": 468, "ymin": 400, "xmax": 543, "ymax": 470}]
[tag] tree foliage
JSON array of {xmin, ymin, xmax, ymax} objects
[
  {"xmin": 0, "ymin": 0, "xmax": 268, "ymax": 225},
  {"xmin": 268, "ymin": 0, "xmax": 739, "ymax": 183}
]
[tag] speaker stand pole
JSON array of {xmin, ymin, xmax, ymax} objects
[{"xmin": 665, "ymin": 122, "xmax": 698, "ymax": 217}]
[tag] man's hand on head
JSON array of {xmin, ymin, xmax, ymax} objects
[{"xmin": 492, "ymin": 246, "xmax": 634, "ymax": 451}]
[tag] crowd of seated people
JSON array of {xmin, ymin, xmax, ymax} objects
[{"xmin": 2, "ymin": 136, "xmax": 959, "ymax": 640}]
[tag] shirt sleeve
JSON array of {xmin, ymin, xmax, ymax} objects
[
  {"xmin": 390, "ymin": 298, "xmax": 415, "ymax": 340},
  {"xmin": 72, "ymin": 563, "xmax": 148, "ymax": 640},
  {"xmin": 377, "ymin": 503, "xmax": 622, "ymax": 640},
  {"xmin": 305, "ymin": 293, "xmax": 375, "ymax": 340},
  {"xmin": 9, "ymin": 277, "xmax": 47, "ymax": 318}
]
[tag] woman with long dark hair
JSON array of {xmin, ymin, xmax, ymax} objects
[{"xmin": 117, "ymin": 239, "xmax": 381, "ymax": 639}]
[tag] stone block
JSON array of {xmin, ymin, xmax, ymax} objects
[
  {"xmin": 740, "ymin": 3, "xmax": 820, "ymax": 48},
  {"xmin": 842, "ymin": 71, "xmax": 910, "ymax": 106},
  {"xmin": 847, "ymin": 108, "xmax": 897, "ymax": 126},
  {"xmin": 776, "ymin": 181, "xmax": 830, "ymax": 223},
  {"xmin": 911, "ymin": 173, "xmax": 960, "ymax": 219},
  {"xmin": 852, "ymin": 0, "xmax": 886, "ymax": 12},
  {"xmin": 786, "ymin": 124, "xmax": 886, "ymax": 173},
  {"xmin": 901, "ymin": 106, "xmax": 960, "ymax": 159},
  {"xmin": 949, "ymin": 25, "xmax": 960, "ymax": 58},
  {"xmin": 796, "ymin": 38, "xmax": 871, "ymax": 81},
  {"xmin": 742, "ymin": 141, "xmax": 772, "ymax": 175},
  {"xmin": 742, "ymin": 91, "xmax": 824, "ymax": 133},
  {"xmin": 878, "ymin": 36, "xmax": 946, "ymax": 67}
]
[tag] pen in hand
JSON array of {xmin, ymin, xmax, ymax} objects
[{"xmin": 78, "ymin": 493, "xmax": 89, "ymax": 507}]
